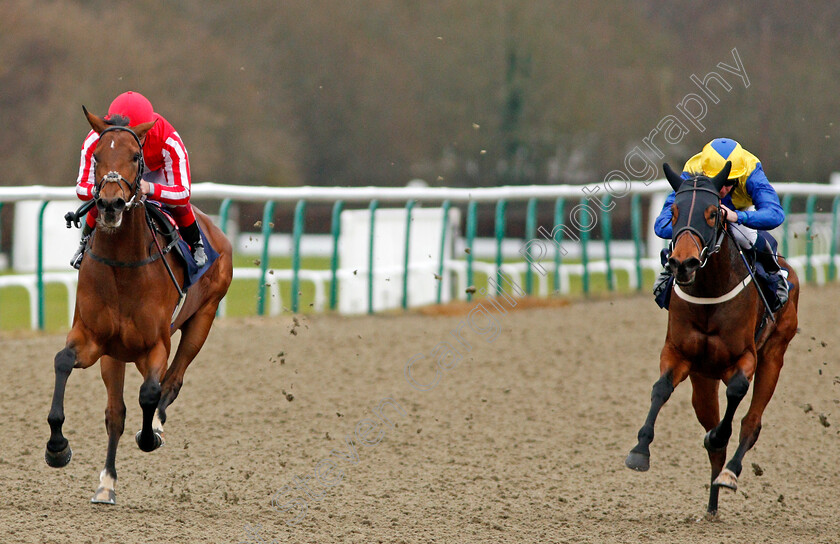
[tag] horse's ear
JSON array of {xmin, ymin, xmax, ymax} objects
[
  {"xmin": 710, "ymin": 161, "xmax": 732, "ymax": 192},
  {"xmin": 131, "ymin": 119, "xmax": 157, "ymax": 141},
  {"xmin": 83, "ymin": 105, "xmax": 108, "ymax": 134},
  {"xmin": 663, "ymin": 163, "xmax": 684, "ymax": 192}
]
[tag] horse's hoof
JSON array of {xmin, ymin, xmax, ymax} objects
[
  {"xmin": 712, "ymin": 468, "xmax": 738, "ymax": 491},
  {"xmin": 135, "ymin": 430, "xmax": 164, "ymax": 452},
  {"xmin": 91, "ymin": 487, "xmax": 116, "ymax": 505},
  {"xmin": 44, "ymin": 444, "xmax": 73, "ymax": 468},
  {"xmin": 703, "ymin": 431, "xmax": 726, "ymax": 453},
  {"xmin": 625, "ymin": 451, "xmax": 650, "ymax": 472}
]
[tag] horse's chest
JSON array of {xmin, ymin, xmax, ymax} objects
[
  {"xmin": 79, "ymin": 296, "xmax": 167, "ymax": 353},
  {"xmin": 679, "ymin": 331, "xmax": 746, "ymax": 371}
]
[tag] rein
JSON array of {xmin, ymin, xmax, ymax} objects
[
  {"xmin": 670, "ymin": 184, "xmax": 777, "ymax": 321},
  {"xmin": 84, "ymin": 202, "xmax": 187, "ymax": 325},
  {"xmin": 724, "ymin": 226, "xmax": 776, "ymax": 322},
  {"xmin": 144, "ymin": 209, "xmax": 186, "ymax": 300},
  {"xmin": 86, "ymin": 125, "xmax": 187, "ymax": 318}
]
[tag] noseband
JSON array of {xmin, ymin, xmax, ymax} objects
[
  {"xmin": 671, "ymin": 182, "xmax": 726, "ymax": 269},
  {"xmin": 93, "ymin": 126, "xmax": 145, "ymax": 209}
]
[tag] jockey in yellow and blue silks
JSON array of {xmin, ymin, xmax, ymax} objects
[{"xmin": 652, "ymin": 138, "xmax": 789, "ymax": 310}]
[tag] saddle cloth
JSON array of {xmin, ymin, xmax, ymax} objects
[{"xmin": 145, "ymin": 203, "xmax": 219, "ymax": 290}]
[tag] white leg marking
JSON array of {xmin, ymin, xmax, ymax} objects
[
  {"xmin": 91, "ymin": 469, "xmax": 117, "ymax": 504},
  {"xmin": 152, "ymin": 408, "xmax": 166, "ymax": 447},
  {"xmin": 152, "ymin": 409, "xmax": 164, "ymax": 434},
  {"xmin": 99, "ymin": 469, "xmax": 116, "ymax": 491}
]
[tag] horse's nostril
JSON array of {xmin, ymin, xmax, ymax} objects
[
  {"xmin": 96, "ymin": 198, "xmax": 125, "ymax": 214},
  {"xmin": 684, "ymin": 257, "xmax": 701, "ymax": 271}
]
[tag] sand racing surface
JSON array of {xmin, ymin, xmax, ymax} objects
[{"xmin": 1, "ymin": 285, "xmax": 839, "ymax": 543}]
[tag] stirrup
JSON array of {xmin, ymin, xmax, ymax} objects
[
  {"xmin": 191, "ymin": 240, "xmax": 207, "ymax": 267},
  {"xmin": 772, "ymin": 271, "xmax": 789, "ymax": 311},
  {"xmin": 70, "ymin": 235, "xmax": 90, "ymax": 270}
]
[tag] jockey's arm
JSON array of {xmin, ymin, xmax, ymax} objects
[
  {"xmin": 653, "ymin": 191, "xmax": 676, "ymax": 239},
  {"xmin": 144, "ymin": 134, "xmax": 191, "ymax": 207},
  {"xmin": 734, "ymin": 167, "xmax": 785, "ymax": 230},
  {"xmin": 75, "ymin": 130, "xmax": 99, "ymax": 202}
]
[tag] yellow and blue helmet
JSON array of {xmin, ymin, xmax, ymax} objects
[{"xmin": 700, "ymin": 138, "xmax": 747, "ymax": 180}]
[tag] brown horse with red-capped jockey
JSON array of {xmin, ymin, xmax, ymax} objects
[
  {"xmin": 44, "ymin": 107, "xmax": 232, "ymax": 504},
  {"xmin": 625, "ymin": 161, "xmax": 799, "ymax": 517}
]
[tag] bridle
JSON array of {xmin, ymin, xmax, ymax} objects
[
  {"xmin": 92, "ymin": 126, "xmax": 146, "ymax": 209},
  {"xmin": 670, "ymin": 180, "xmax": 727, "ymax": 269}
]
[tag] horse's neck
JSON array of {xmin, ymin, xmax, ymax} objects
[
  {"xmin": 91, "ymin": 206, "xmax": 151, "ymax": 260},
  {"xmin": 685, "ymin": 233, "xmax": 744, "ymax": 297}
]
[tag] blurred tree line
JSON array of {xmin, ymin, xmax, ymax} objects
[{"xmin": 1, "ymin": 0, "xmax": 838, "ymax": 191}]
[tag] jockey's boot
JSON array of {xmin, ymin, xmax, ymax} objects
[
  {"xmin": 180, "ymin": 221, "xmax": 207, "ymax": 267},
  {"xmin": 755, "ymin": 248, "xmax": 789, "ymax": 311},
  {"xmin": 652, "ymin": 265, "xmax": 672, "ymax": 300},
  {"xmin": 70, "ymin": 234, "xmax": 91, "ymax": 270},
  {"xmin": 652, "ymin": 247, "xmax": 673, "ymax": 303}
]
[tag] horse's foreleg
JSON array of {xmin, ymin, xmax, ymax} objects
[
  {"xmin": 626, "ymin": 349, "xmax": 690, "ymax": 472},
  {"xmin": 704, "ymin": 370, "xmax": 751, "ymax": 454},
  {"xmin": 710, "ymin": 353, "xmax": 757, "ymax": 491},
  {"xmin": 717, "ymin": 337, "xmax": 789, "ymax": 492},
  {"xmin": 158, "ymin": 305, "xmax": 218, "ymax": 426},
  {"xmin": 92, "ymin": 356, "xmax": 126, "ymax": 505},
  {"xmin": 45, "ymin": 333, "xmax": 101, "ymax": 468},
  {"xmin": 690, "ymin": 374, "xmax": 726, "ymax": 517},
  {"xmin": 45, "ymin": 347, "xmax": 76, "ymax": 468},
  {"xmin": 135, "ymin": 342, "xmax": 168, "ymax": 452}
]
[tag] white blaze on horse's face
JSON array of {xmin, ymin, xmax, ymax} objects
[
  {"xmin": 95, "ymin": 171, "xmax": 128, "ymax": 231},
  {"xmin": 94, "ymin": 132, "xmax": 140, "ymax": 232}
]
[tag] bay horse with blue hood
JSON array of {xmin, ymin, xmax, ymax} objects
[
  {"xmin": 625, "ymin": 161, "xmax": 799, "ymax": 517},
  {"xmin": 44, "ymin": 107, "xmax": 233, "ymax": 504}
]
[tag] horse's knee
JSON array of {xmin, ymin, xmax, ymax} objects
[
  {"xmin": 740, "ymin": 413, "xmax": 762, "ymax": 440},
  {"xmin": 139, "ymin": 381, "xmax": 161, "ymax": 409},
  {"xmin": 105, "ymin": 403, "xmax": 127, "ymax": 435},
  {"xmin": 54, "ymin": 347, "xmax": 76, "ymax": 374},
  {"xmin": 652, "ymin": 375, "xmax": 675, "ymax": 403},
  {"xmin": 726, "ymin": 372, "xmax": 749, "ymax": 400},
  {"xmin": 163, "ymin": 377, "xmax": 184, "ymax": 397}
]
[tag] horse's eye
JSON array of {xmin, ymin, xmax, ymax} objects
[
  {"xmin": 92, "ymin": 154, "xmax": 99, "ymax": 163},
  {"xmin": 133, "ymin": 153, "xmax": 141, "ymax": 162}
]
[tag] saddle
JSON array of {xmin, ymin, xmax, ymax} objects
[
  {"xmin": 65, "ymin": 199, "xmax": 216, "ymax": 290},
  {"xmin": 144, "ymin": 202, "xmax": 218, "ymax": 289},
  {"xmin": 144, "ymin": 202, "xmax": 180, "ymax": 251}
]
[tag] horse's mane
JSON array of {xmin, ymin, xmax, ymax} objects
[{"xmin": 104, "ymin": 114, "xmax": 130, "ymax": 127}]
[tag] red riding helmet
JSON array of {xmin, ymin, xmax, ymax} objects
[{"xmin": 106, "ymin": 91, "xmax": 155, "ymax": 125}]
